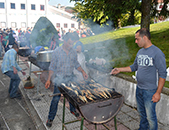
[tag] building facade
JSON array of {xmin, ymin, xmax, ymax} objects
[{"xmin": 0, "ymin": 0, "xmax": 79, "ymax": 32}]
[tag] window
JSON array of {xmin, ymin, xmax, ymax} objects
[
  {"xmin": 71, "ymin": 24, "xmax": 75, "ymax": 28},
  {"xmin": 0, "ymin": 2, "xmax": 5, "ymax": 9},
  {"xmin": 1, "ymin": 22, "xmax": 6, "ymax": 28},
  {"xmin": 21, "ymin": 22, "xmax": 26, "ymax": 28},
  {"xmin": 11, "ymin": 3, "xmax": 15, "ymax": 9},
  {"xmin": 40, "ymin": 5, "xmax": 44, "ymax": 11},
  {"xmin": 21, "ymin": 4, "xmax": 25, "ymax": 10},
  {"xmin": 56, "ymin": 23, "xmax": 60, "ymax": 28},
  {"xmin": 64, "ymin": 23, "xmax": 68, "ymax": 28},
  {"xmin": 31, "ymin": 4, "xmax": 35, "ymax": 10},
  {"xmin": 11, "ymin": 22, "xmax": 17, "ymax": 28}
]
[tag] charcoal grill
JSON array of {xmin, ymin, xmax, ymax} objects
[
  {"xmin": 28, "ymin": 54, "xmax": 50, "ymax": 70},
  {"xmin": 18, "ymin": 47, "xmax": 32, "ymax": 57},
  {"xmin": 27, "ymin": 54, "xmax": 50, "ymax": 93},
  {"xmin": 58, "ymin": 79, "xmax": 124, "ymax": 130}
]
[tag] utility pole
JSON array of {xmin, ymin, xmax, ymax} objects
[{"xmin": 26, "ymin": 0, "xmax": 28, "ymax": 28}]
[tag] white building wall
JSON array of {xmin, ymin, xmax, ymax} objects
[
  {"xmin": 47, "ymin": 5, "xmax": 78, "ymax": 32},
  {"xmin": 47, "ymin": 13, "xmax": 78, "ymax": 32},
  {"xmin": 0, "ymin": 0, "xmax": 79, "ymax": 32}
]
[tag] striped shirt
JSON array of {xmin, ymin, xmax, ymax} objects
[
  {"xmin": 49, "ymin": 46, "xmax": 80, "ymax": 77},
  {"xmin": 1, "ymin": 49, "xmax": 22, "ymax": 73}
]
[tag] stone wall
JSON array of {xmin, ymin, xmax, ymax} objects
[{"xmin": 88, "ymin": 67, "xmax": 169, "ymax": 126}]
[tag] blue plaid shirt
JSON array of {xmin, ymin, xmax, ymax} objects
[
  {"xmin": 49, "ymin": 46, "xmax": 80, "ymax": 77},
  {"xmin": 1, "ymin": 49, "xmax": 22, "ymax": 73}
]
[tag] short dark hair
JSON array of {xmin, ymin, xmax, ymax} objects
[
  {"xmin": 12, "ymin": 44, "xmax": 19, "ymax": 49},
  {"xmin": 72, "ymin": 31, "xmax": 79, "ymax": 41},
  {"xmin": 136, "ymin": 28, "xmax": 151, "ymax": 40},
  {"xmin": 62, "ymin": 32, "xmax": 74, "ymax": 42}
]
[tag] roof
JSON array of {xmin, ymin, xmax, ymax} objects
[{"xmin": 48, "ymin": 5, "xmax": 77, "ymax": 22}]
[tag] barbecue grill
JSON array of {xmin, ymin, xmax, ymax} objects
[
  {"xmin": 28, "ymin": 54, "xmax": 50, "ymax": 70},
  {"xmin": 26, "ymin": 53, "xmax": 51, "ymax": 93},
  {"xmin": 58, "ymin": 79, "xmax": 124, "ymax": 130},
  {"xmin": 18, "ymin": 47, "xmax": 32, "ymax": 57}
]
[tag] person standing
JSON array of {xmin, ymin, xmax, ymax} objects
[
  {"xmin": 45, "ymin": 32, "xmax": 88, "ymax": 127},
  {"xmin": 49, "ymin": 36, "xmax": 59, "ymax": 50},
  {"xmin": 2, "ymin": 32, "xmax": 9, "ymax": 52},
  {"xmin": 24, "ymin": 28, "xmax": 31, "ymax": 48},
  {"xmin": 8, "ymin": 30, "xmax": 18, "ymax": 49},
  {"xmin": 73, "ymin": 31, "xmax": 88, "ymax": 81},
  {"xmin": 110, "ymin": 28, "xmax": 166, "ymax": 130},
  {"xmin": 1, "ymin": 44, "xmax": 26, "ymax": 99},
  {"xmin": 0, "ymin": 31, "xmax": 3, "ymax": 57}
]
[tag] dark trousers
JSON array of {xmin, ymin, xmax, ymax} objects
[
  {"xmin": 5, "ymin": 71, "xmax": 21, "ymax": 98},
  {"xmin": 48, "ymin": 75, "xmax": 76, "ymax": 120}
]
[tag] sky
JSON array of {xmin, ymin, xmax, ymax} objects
[{"xmin": 48, "ymin": 0, "xmax": 75, "ymax": 7}]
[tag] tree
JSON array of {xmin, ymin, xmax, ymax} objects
[
  {"xmin": 71, "ymin": 0, "xmax": 141, "ymax": 29},
  {"xmin": 141, "ymin": 0, "xmax": 151, "ymax": 30},
  {"xmin": 70, "ymin": 0, "xmax": 169, "ymax": 31},
  {"xmin": 159, "ymin": 0, "xmax": 169, "ymax": 17}
]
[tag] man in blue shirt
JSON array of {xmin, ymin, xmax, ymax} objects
[
  {"xmin": 110, "ymin": 28, "xmax": 167, "ymax": 130},
  {"xmin": 45, "ymin": 32, "xmax": 88, "ymax": 127},
  {"xmin": 1, "ymin": 44, "xmax": 26, "ymax": 99},
  {"xmin": 34, "ymin": 46, "xmax": 45, "ymax": 54}
]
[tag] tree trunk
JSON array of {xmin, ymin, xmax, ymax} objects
[{"xmin": 141, "ymin": 0, "xmax": 151, "ymax": 31}]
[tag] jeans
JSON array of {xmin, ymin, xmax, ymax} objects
[
  {"xmin": 48, "ymin": 75, "xmax": 76, "ymax": 120},
  {"xmin": 136, "ymin": 87, "xmax": 157, "ymax": 130},
  {"xmin": 5, "ymin": 71, "xmax": 21, "ymax": 98}
]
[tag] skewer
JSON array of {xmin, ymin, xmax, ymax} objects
[
  {"xmin": 49, "ymin": 93, "xmax": 61, "ymax": 97},
  {"xmin": 32, "ymin": 70, "xmax": 48, "ymax": 73}
]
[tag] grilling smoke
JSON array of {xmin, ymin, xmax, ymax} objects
[
  {"xmin": 84, "ymin": 20, "xmax": 130, "ymax": 70},
  {"xmin": 30, "ymin": 18, "xmax": 130, "ymax": 85}
]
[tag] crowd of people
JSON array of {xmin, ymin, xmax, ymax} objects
[
  {"xmin": 0, "ymin": 29, "xmax": 89, "ymax": 121},
  {"xmin": 0, "ymin": 27, "xmax": 32, "ymax": 57},
  {"xmin": 61, "ymin": 28, "xmax": 94, "ymax": 38},
  {"xmin": 0, "ymin": 27, "xmax": 94, "ymax": 57}
]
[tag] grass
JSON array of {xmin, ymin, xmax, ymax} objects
[{"xmin": 81, "ymin": 21, "xmax": 169, "ymax": 88}]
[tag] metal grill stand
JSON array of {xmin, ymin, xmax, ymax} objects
[
  {"xmin": 62, "ymin": 97, "xmax": 117, "ymax": 130},
  {"xmin": 28, "ymin": 62, "xmax": 48, "ymax": 94}
]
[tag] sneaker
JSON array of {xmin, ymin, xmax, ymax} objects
[
  {"xmin": 10, "ymin": 93, "xmax": 22, "ymax": 100},
  {"xmin": 71, "ymin": 111, "xmax": 79, "ymax": 117},
  {"xmin": 46, "ymin": 119, "xmax": 53, "ymax": 127}
]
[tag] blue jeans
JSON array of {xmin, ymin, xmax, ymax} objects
[
  {"xmin": 136, "ymin": 87, "xmax": 157, "ymax": 130},
  {"xmin": 48, "ymin": 76, "xmax": 76, "ymax": 120},
  {"xmin": 5, "ymin": 71, "xmax": 21, "ymax": 98}
]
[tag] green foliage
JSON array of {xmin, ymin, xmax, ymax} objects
[
  {"xmin": 71, "ymin": 0, "xmax": 141, "ymax": 28},
  {"xmin": 121, "ymin": 10, "xmax": 141, "ymax": 27},
  {"xmin": 151, "ymin": 0, "xmax": 169, "ymax": 18},
  {"xmin": 30, "ymin": 17, "xmax": 58, "ymax": 48}
]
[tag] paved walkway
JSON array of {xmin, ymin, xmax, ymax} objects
[
  {"xmin": 0, "ymin": 58, "xmax": 37, "ymax": 130},
  {"xmin": 2, "ymin": 56, "xmax": 167, "ymax": 130}
]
